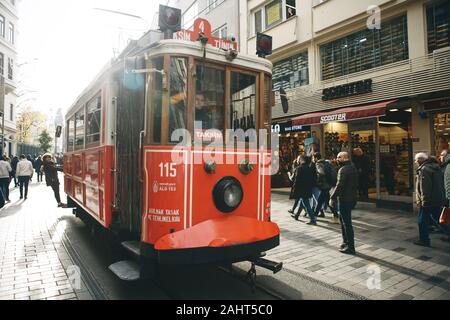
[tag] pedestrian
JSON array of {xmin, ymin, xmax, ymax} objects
[
  {"xmin": 352, "ymin": 148, "xmax": 370, "ymax": 200},
  {"xmin": 440, "ymin": 150, "xmax": 450, "ymax": 243},
  {"xmin": 27, "ymin": 155, "xmax": 35, "ymax": 182},
  {"xmin": 414, "ymin": 152, "xmax": 445, "ymax": 247},
  {"xmin": 313, "ymin": 152, "xmax": 339, "ymax": 223},
  {"xmin": 11, "ymin": 156, "xmax": 18, "ymax": 187},
  {"xmin": 35, "ymin": 155, "xmax": 43, "ymax": 182},
  {"xmin": 42, "ymin": 153, "xmax": 66, "ymax": 208},
  {"xmin": 0, "ymin": 156, "xmax": 12, "ymax": 203},
  {"xmin": 16, "ymin": 154, "xmax": 34, "ymax": 200},
  {"xmin": 329, "ymin": 152, "xmax": 359, "ymax": 254},
  {"xmin": 288, "ymin": 156, "xmax": 301, "ymax": 214},
  {"xmin": 292, "ymin": 155, "xmax": 317, "ymax": 225}
]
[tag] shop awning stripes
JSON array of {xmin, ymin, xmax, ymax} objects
[{"xmin": 291, "ymin": 100, "xmax": 397, "ymax": 126}]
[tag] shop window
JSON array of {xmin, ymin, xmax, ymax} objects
[
  {"xmin": 320, "ymin": 15, "xmax": 408, "ymax": 80},
  {"xmin": 169, "ymin": 57, "xmax": 188, "ymax": 143},
  {"xmin": 272, "ymin": 50, "xmax": 309, "ymax": 91},
  {"xmin": 427, "ymin": 0, "xmax": 450, "ymax": 53},
  {"xmin": 230, "ymin": 72, "xmax": 257, "ymax": 131},
  {"xmin": 86, "ymin": 95, "xmax": 101, "ymax": 146},
  {"xmin": 324, "ymin": 122, "xmax": 349, "ymax": 159},
  {"xmin": 433, "ymin": 112, "xmax": 450, "ymax": 156},
  {"xmin": 195, "ymin": 65, "xmax": 225, "ymax": 136}
]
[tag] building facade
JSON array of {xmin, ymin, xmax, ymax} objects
[
  {"xmin": 0, "ymin": 0, "xmax": 18, "ymax": 157},
  {"xmin": 240, "ymin": 0, "xmax": 450, "ymax": 210},
  {"xmin": 167, "ymin": 0, "xmax": 240, "ymax": 43}
]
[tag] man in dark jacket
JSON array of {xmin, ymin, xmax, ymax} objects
[
  {"xmin": 11, "ymin": 156, "xmax": 18, "ymax": 187},
  {"xmin": 414, "ymin": 153, "xmax": 445, "ymax": 247},
  {"xmin": 313, "ymin": 152, "xmax": 339, "ymax": 222},
  {"xmin": 292, "ymin": 155, "xmax": 317, "ymax": 225},
  {"xmin": 330, "ymin": 152, "xmax": 359, "ymax": 254},
  {"xmin": 43, "ymin": 153, "xmax": 66, "ymax": 208}
]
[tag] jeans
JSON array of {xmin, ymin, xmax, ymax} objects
[
  {"xmin": 51, "ymin": 183, "xmax": 61, "ymax": 204},
  {"xmin": 0, "ymin": 177, "xmax": 10, "ymax": 201},
  {"xmin": 18, "ymin": 176, "xmax": 30, "ymax": 199},
  {"xmin": 295, "ymin": 197, "xmax": 316, "ymax": 223},
  {"xmin": 315, "ymin": 189, "xmax": 339, "ymax": 217},
  {"xmin": 418, "ymin": 207, "xmax": 441, "ymax": 244},
  {"xmin": 312, "ymin": 187, "xmax": 321, "ymax": 209},
  {"xmin": 339, "ymin": 201, "xmax": 356, "ymax": 248}
]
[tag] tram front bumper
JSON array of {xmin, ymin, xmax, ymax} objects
[{"xmin": 153, "ymin": 216, "xmax": 280, "ymax": 265}]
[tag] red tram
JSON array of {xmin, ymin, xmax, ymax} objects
[{"xmin": 63, "ymin": 6, "xmax": 281, "ymax": 280}]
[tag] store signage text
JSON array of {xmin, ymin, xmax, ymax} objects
[
  {"xmin": 271, "ymin": 121, "xmax": 310, "ymax": 133},
  {"xmin": 320, "ymin": 113, "xmax": 346, "ymax": 124},
  {"xmin": 322, "ymin": 79, "xmax": 373, "ymax": 101}
]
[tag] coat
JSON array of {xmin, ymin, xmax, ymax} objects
[
  {"xmin": 444, "ymin": 155, "xmax": 450, "ymax": 201},
  {"xmin": 43, "ymin": 160, "xmax": 61, "ymax": 187},
  {"xmin": 330, "ymin": 161, "xmax": 359, "ymax": 203},
  {"xmin": 416, "ymin": 158, "xmax": 445, "ymax": 208},
  {"xmin": 292, "ymin": 163, "xmax": 315, "ymax": 199}
]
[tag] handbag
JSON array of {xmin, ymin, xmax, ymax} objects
[{"xmin": 440, "ymin": 207, "xmax": 450, "ymax": 226}]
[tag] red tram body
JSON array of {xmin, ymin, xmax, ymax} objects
[{"xmin": 64, "ymin": 14, "xmax": 281, "ymax": 278}]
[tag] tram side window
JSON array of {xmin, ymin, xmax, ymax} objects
[
  {"xmin": 87, "ymin": 95, "xmax": 101, "ymax": 146},
  {"xmin": 75, "ymin": 109, "xmax": 85, "ymax": 149},
  {"xmin": 195, "ymin": 66, "xmax": 225, "ymax": 134},
  {"xmin": 67, "ymin": 117, "xmax": 75, "ymax": 152},
  {"xmin": 230, "ymin": 72, "xmax": 257, "ymax": 131},
  {"xmin": 151, "ymin": 57, "xmax": 164, "ymax": 143},
  {"xmin": 169, "ymin": 57, "xmax": 187, "ymax": 143}
]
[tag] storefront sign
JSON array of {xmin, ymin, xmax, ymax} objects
[
  {"xmin": 322, "ymin": 79, "xmax": 373, "ymax": 101},
  {"xmin": 423, "ymin": 98, "xmax": 450, "ymax": 111},
  {"xmin": 271, "ymin": 121, "xmax": 310, "ymax": 134},
  {"xmin": 320, "ymin": 113, "xmax": 346, "ymax": 124}
]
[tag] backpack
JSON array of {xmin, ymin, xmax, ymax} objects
[{"xmin": 325, "ymin": 162, "xmax": 338, "ymax": 187}]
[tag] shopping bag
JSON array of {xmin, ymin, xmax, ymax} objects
[{"xmin": 440, "ymin": 207, "xmax": 450, "ymax": 226}]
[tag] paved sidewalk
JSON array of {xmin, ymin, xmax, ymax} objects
[
  {"xmin": 268, "ymin": 192, "xmax": 450, "ymax": 300},
  {"xmin": 0, "ymin": 182, "xmax": 92, "ymax": 300}
]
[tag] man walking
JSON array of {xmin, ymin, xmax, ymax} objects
[
  {"xmin": 414, "ymin": 152, "xmax": 445, "ymax": 247},
  {"xmin": 42, "ymin": 153, "xmax": 66, "ymax": 208},
  {"xmin": 292, "ymin": 155, "xmax": 317, "ymax": 225},
  {"xmin": 16, "ymin": 154, "xmax": 34, "ymax": 200},
  {"xmin": 11, "ymin": 156, "xmax": 18, "ymax": 187},
  {"xmin": 0, "ymin": 156, "xmax": 12, "ymax": 203},
  {"xmin": 330, "ymin": 152, "xmax": 359, "ymax": 254},
  {"xmin": 35, "ymin": 155, "xmax": 43, "ymax": 182},
  {"xmin": 313, "ymin": 152, "xmax": 339, "ymax": 223}
]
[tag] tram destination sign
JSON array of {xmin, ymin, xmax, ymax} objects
[
  {"xmin": 322, "ymin": 79, "xmax": 373, "ymax": 101},
  {"xmin": 174, "ymin": 18, "xmax": 238, "ymax": 51}
]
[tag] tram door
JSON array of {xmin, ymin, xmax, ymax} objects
[{"xmin": 348, "ymin": 119, "xmax": 378, "ymax": 202}]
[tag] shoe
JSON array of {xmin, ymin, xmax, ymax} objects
[
  {"xmin": 58, "ymin": 203, "xmax": 68, "ymax": 208},
  {"xmin": 318, "ymin": 213, "xmax": 325, "ymax": 218},
  {"xmin": 20, "ymin": 196, "xmax": 23, "ymax": 200},
  {"xmin": 339, "ymin": 247, "xmax": 356, "ymax": 255},
  {"xmin": 306, "ymin": 221, "xmax": 317, "ymax": 226},
  {"xmin": 413, "ymin": 240, "xmax": 430, "ymax": 247},
  {"xmin": 330, "ymin": 217, "xmax": 340, "ymax": 224},
  {"xmin": 340, "ymin": 243, "xmax": 348, "ymax": 249},
  {"xmin": 288, "ymin": 209, "xmax": 293, "ymax": 214},
  {"xmin": 303, "ymin": 212, "xmax": 308, "ymax": 217},
  {"xmin": 292, "ymin": 214, "xmax": 300, "ymax": 221}
]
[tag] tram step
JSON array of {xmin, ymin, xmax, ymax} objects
[
  {"xmin": 253, "ymin": 258, "xmax": 283, "ymax": 274},
  {"xmin": 121, "ymin": 241, "xmax": 141, "ymax": 258},
  {"xmin": 108, "ymin": 260, "xmax": 141, "ymax": 281}
]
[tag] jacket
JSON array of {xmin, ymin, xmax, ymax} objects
[
  {"xmin": 16, "ymin": 159, "xmax": 34, "ymax": 177},
  {"xmin": 330, "ymin": 161, "xmax": 359, "ymax": 203},
  {"xmin": 315, "ymin": 159, "xmax": 335, "ymax": 190},
  {"xmin": 292, "ymin": 163, "xmax": 315, "ymax": 199},
  {"xmin": 416, "ymin": 158, "xmax": 445, "ymax": 208},
  {"xmin": 444, "ymin": 155, "xmax": 450, "ymax": 201},
  {"xmin": 0, "ymin": 160, "xmax": 12, "ymax": 179},
  {"xmin": 43, "ymin": 160, "xmax": 60, "ymax": 186}
]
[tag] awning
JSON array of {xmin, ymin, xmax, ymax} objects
[{"xmin": 292, "ymin": 100, "xmax": 397, "ymax": 126}]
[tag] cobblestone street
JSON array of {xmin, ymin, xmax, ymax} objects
[
  {"xmin": 0, "ymin": 182, "xmax": 92, "ymax": 300},
  {"xmin": 268, "ymin": 191, "xmax": 450, "ymax": 300}
]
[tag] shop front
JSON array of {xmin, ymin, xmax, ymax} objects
[{"xmin": 291, "ymin": 99, "xmax": 414, "ymax": 210}]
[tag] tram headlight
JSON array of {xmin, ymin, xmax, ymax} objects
[{"xmin": 213, "ymin": 177, "xmax": 243, "ymax": 213}]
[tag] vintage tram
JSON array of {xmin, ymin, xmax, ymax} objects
[{"xmin": 63, "ymin": 6, "xmax": 281, "ymax": 280}]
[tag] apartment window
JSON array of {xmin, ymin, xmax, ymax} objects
[
  {"xmin": 212, "ymin": 25, "xmax": 227, "ymax": 39},
  {"xmin": 207, "ymin": 0, "xmax": 225, "ymax": 12},
  {"xmin": 182, "ymin": 1, "xmax": 198, "ymax": 30},
  {"xmin": 427, "ymin": 0, "xmax": 450, "ymax": 53},
  {"xmin": 9, "ymin": 104, "xmax": 13, "ymax": 121},
  {"xmin": 320, "ymin": 15, "xmax": 408, "ymax": 80},
  {"xmin": 273, "ymin": 50, "xmax": 309, "ymax": 90},
  {"xmin": 8, "ymin": 23, "xmax": 14, "ymax": 44},
  {"xmin": 252, "ymin": 0, "xmax": 296, "ymax": 36},
  {"xmin": 7, "ymin": 58, "xmax": 13, "ymax": 80},
  {"xmin": 0, "ymin": 16, "xmax": 4, "ymax": 37},
  {"xmin": 0, "ymin": 53, "xmax": 3, "ymax": 76}
]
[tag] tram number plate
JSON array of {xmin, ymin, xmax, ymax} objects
[{"xmin": 159, "ymin": 162, "xmax": 177, "ymax": 178}]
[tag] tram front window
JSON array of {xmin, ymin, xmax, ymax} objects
[
  {"xmin": 195, "ymin": 65, "xmax": 225, "ymax": 139},
  {"xmin": 230, "ymin": 72, "xmax": 256, "ymax": 131},
  {"xmin": 169, "ymin": 57, "xmax": 188, "ymax": 143}
]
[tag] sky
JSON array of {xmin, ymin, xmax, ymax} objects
[{"xmin": 17, "ymin": 0, "xmax": 167, "ymax": 118}]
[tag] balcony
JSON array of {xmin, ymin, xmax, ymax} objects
[{"xmin": 273, "ymin": 47, "xmax": 450, "ymax": 119}]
